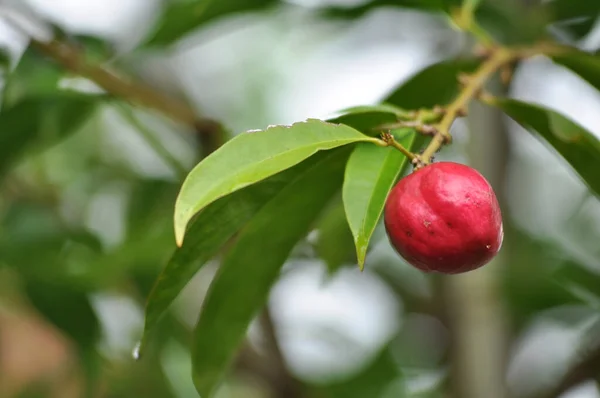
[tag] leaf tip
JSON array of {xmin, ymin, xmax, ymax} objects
[
  {"xmin": 174, "ymin": 217, "xmax": 186, "ymax": 247},
  {"xmin": 357, "ymin": 245, "xmax": 367, "ymax": 271}
]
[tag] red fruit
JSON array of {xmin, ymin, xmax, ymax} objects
[{"xmin": 384, "ymin": 162, "xmax": 503, "ymax": 274}]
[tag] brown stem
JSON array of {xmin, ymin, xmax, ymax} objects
[
  {"xmin": 378, "ymin": 132, "xmax": 418, "ymax": 163},
  {"xmin": 29, "ymin": 37, "xmax": 226, "ymax": 154},
  {"xmin": 30, "ymin": 39, "xmax": 197, "ymax": 123},
  {"xmin": 417, "ymin": 47, "xmax": 515, "ymax": 167}
]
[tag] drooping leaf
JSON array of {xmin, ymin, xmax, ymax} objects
[
  {"xmin": 141, "ymin": 151, "xmax": 333, "ymax": 351},
  {"xmin": 343, "ymin": 128, "xmax": 424, "ymax": 269},
  {"xmin": 23, "ymin": 277, "xmax": 102, "ymax": 396},
  {"xmin": 490, "ymin": 98, "xmax": 600, "ymax": 197},
  {"xmin": 463, "ymin": 0, "xmax": 482, "ymax": 12},
  {"xmin": 552, "ymin": 50, "xmax": 600, "ymax": 93},
  {"xmin": 144, "ymin": 0, "xmax": 279, "ymax": 47},
  {"xmin": 191, "ymin": 148, "xmax": 349, "ymax": 397},
  {"xmin": 174, "ymin": 119, "xmax": 376, "ymax": 245},
  {"xmin": 0, "ymin": 46, "xmax": 11, "ymax": 71},
  {"xmin": 127, "ymin": 179, "xmax": 179, "ymax": 239},
  {"xmin": 474, "ymin": 0, "xmax": 550, "ymax": 45},
  {"xmin": 320, "ymin": 0, "xmax": 448, "ymax": 20},
  {"xmin": 0, "ymin": 202, "xmax": 102, "ymax": 280},
  {"xmin": 383, "ymin": 60, "xmax": 479, "ymax": 109},
  {"xmin": 24, "ymin": 279, "xmax": 100, "ymax": 349},
  {"xmin": 314, "ymin": 196, "xmax": 356, "ymax": 274},
  {"xmin": 502, "ymin": 227, "xmax": 578, "ymax": 328},
  {"xmin": 0, "ymin": 94, "xmax": 98, "ymax": 175},
  {"xmin": 546, "ymin": 0, "xmax": 600, "ymax": 24},
  {"xmin": 327, "ymin": 104, "xmax": 414, "ymax": 136},
  {"xmin": 545, "ymin": 0, "xmax": 600, "ymax": 40}
]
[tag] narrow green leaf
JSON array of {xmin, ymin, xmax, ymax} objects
[
  {"xmin": 144, "ymin": 0, "xmax": 278, "ymax": 47},
  {"xmin": 141, "ymin": 152, "xmax": 330, "ymax": 351},
  {"xmin": 552, "ymin": 50, "xmax": 600, "ymax": 93},
  {"xmin": 545, "ymin": 0, "xmax": 600, "ymax": 40},
  {"xmin": 463, "ymin": 0, "xmax": 482, "ymax": 12},
  {"xmin": 24, "ymin": 279, "xmax": 100, "ymax": 349},
  {"xmin": 383, "ymin": 60, "xmax": 479, "ymax": 109},
  {"xmin": 546, "ymin": 0, "xmax": 600, "ymax": 23},
  {"xmin": 0, "ymin": 46, "xmax": 11, "ymax": 71},
  {"xmin": 338, "ymin": 104, "xmax": 410, "ymax": 115},
  {"xmin": 24, "ymin": 278, "xmax": 101, "ymax": 396},
  {"xmin": 191, "ymin": 148, "xmax": 349, "ymax": 397},
  {"xmin": 174, "ymin": 119, "xmax": 375, "ymax": 245},
  {"xmin": 314, "ymin": 196, "xmax": 356, "ymax": 274},
  {"xmin": 474, "ymin": 1, "xmax": 550, "ymax": 45},
  {"xmin": 343, "ymin": 128, "xmax": 424, "ymax": 269},
  {"xmin": 320, "ymin": 0, "xmax": 448, "ymax": 20},
  {"xmin": 328, "ymin": 108, "xmax": 400, "ymax": 137},
  {"xmin": 491, "ymin": 98, "xmax": 600, "ymax": 197},
  {"xmin": 0, "ymin": 95, "xmax": 97, "ymax": 175}
]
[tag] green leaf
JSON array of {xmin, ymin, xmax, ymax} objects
[
  {"xmin": 463, "ymin": 0, "xmax": 482, "ymax": 12},
  {"xmin": 328, "ymin": 107, "xmax": 401, "ymax": 137},
  {"xmin": 0, "ymin": 94, "xmax": 97, "ymax": 175},
  {"xmin": 144, "ymin": 0, "xmax": 278, "ymax": 47},
  {"xmin": 314, "ymin": 196, "xmax": 356, "ymax": 274},
  {"xmin": 141, "ymin": 151, "xmax": 331, "ymax": 351},
  {"xmin": 383, "ymin": 60, "xmax": 479, "ymax": 109},
  {"xmin": 24, "ymin": 278, "xmax": 101, "ymax": 397},
  {"xmin": 502, "ymin": 228, "xmax": 578, "ymax": 328},
  {"xmin": 546, "ymin": 0, "xmax": 600, "ymax": 23},
  {"xmin": 191, "ymin": 148, "xmax": 349, "ymax": 397},
  {"xmin": 490, "ymin": 98, "xmax": 600, "ymax": 197},
  {"xmin": 3, "ymin": 48, "xmax": 65, "ymax": 106},
  {"xmin": 0, "ymin": 46, "xmax": 11, "ymax": 71},
  {"xmin": 174, "ymin": 119, "xmax": 376, "ymax": 245},
  {"xmin": 545, "ymin": 0, "xmax": 600, "ymax": 40},
  {"xmin": 320, "ymin": 0, "xmax": 448, "ymax": 19},
  {"xmin": 343, "ymin": 128, "xmax": 423, "ymax": 269},
  {"xmin": 474, "ymin": 0, "xmax": 550, "ymax": 45},
  {"xmin": 552, "ymin": 50, "xmax": 600, "ymax": 93},
  {"xmin": 24, "ymin": 279, "xmax": 100, "ymax": 349}
]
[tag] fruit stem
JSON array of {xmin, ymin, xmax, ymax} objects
[
  {"xmin": 376, "ymin": 121, "xmax": 437, "ymax": 137},
  {"xmin": 376, "ymin": 132, "xmax": 418, "ymax": 163},
  {"xmin": 415, "ymin": 47, "xmax": 515, "ymax": 169}
]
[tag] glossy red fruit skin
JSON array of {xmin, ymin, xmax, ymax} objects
[{"xmin": 384, "ymin": 162, "xmax": 503, "ymax": 274}]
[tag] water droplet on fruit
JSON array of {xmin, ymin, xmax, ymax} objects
[{"xmin": 486, "ymin": 245, "xmax": 491, "ymax": 249}]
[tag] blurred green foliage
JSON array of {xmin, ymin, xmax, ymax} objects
[{"xmin": 0, "ymin": 1, "xmax": 600, "ymax": 398}]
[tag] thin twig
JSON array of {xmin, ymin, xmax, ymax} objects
[
  {"xmin": 376, "ymin": 121, "xmax": 437, "ymax": 137},
  {"xmin": 1, "ymin": 11, "xmax": 222, "ymax": 139},
  {"xmin": 30, "ymin": 39, "xmax": 200, "ymax": 126},
  {"xmin": 416, "ymin": 47, "xmax": 515, "ymax": 167},
  {"xmin": 377, "ymin": 131, "xmax": 418, "ymax": 163}
]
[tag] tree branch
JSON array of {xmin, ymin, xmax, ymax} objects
[
  {"xmin": 417, "ymin": 47, "xmax": 514, "ymax": 167},
  {"xmin": 30, "ymin": 39, "xmax": 192, "ymax": 124}
]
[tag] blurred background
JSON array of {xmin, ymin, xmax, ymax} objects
[{"xmin": 0, "ymin": 0, "xmax": 600, "ymax": 397}]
